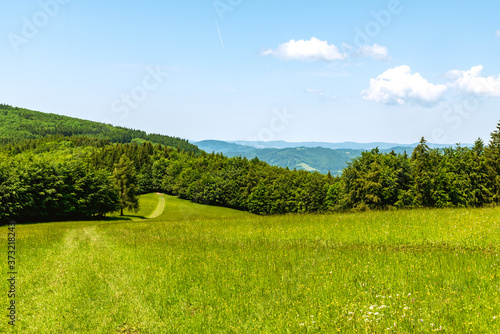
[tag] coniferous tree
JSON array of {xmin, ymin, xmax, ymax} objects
[
  {"xmin": 469, "ymin": 138, "xmax": 492, "ymax": 205},
  {"xmin": 486, "ymin": 122, "xmax": 500, "ymax": 203},
  {"xmin": 410, "ymin": 137, "xmax": 435, "ymax": 207},
  {"xmin": 113, "ymin": 154, "xmax": 139, "ymax": 216}
]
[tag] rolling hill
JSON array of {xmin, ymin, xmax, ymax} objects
[
  {"xmin": 0, "ymin": 104, "xmax": 466, "ymax": 176},
  {"xmin": 195, "ymin": 140, "xmax": 415, "ymax": 174},
  {"xmin": 227, "ymin": 140, "xmax": 457, "ymax": 150},
  {"xmin": 0, "ymin": 104, "xmax": 200, "ymax": 153}
]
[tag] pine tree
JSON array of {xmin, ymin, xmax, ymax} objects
[
  {"xmin": 485, "ymin": 121, "xmax": 500, "ymax": 202},
  {"xmin": 410, "ymin": 137, "xmax": 434, "ymax": 207},
  {"xmin": 113, "ymin": 154, "xmax": 139, "ymax": 216},
  {"xmin": 469, "ymin": 138, "xmax": 492, "ymax": 205}
]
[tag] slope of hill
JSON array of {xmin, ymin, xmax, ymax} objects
[
  {"xmin": 196, "ymin": 140, "xmax": 414, "ymax": 174},
  {"xmin": 245, "ymin": 147, "xmax": 361, "ymax": 175},
  {"xmin": 0, "ymin": 104, "xmax": 200, "ymax": 152},
  {"xmin": 227, "ymin": 140, "xmax": 458, "ymax": 150}
]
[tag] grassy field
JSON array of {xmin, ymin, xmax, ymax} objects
[{"xmin": 3, "ymin": 194, "xmax": 500, "ymax": 333}]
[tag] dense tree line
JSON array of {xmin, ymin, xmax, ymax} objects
[
  {"xmin": 2, "ymin": 118, "xmax": 500, "ymax": 221},
  {"xmin": 86, "ymin": 122, "xmax": 500, "ymax": 213},
  {"xmin": 333, "ymin": 131, "xmax": 500, "ymax": 210},
  {"xmin": 0, "ymin": 156, "xmax": 118, "ymax": 221},
  {"xmin": 88, "ymin": 142, "xmax": 335, "ymax": 214},
  {"xmin": 87, "ymin": 123, "xmax": 500, "ymax": 213}
]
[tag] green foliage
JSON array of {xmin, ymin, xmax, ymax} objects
[
  {"xmin": 88, "ymin": 142, "xmax": 335, "ymax": 214},
  {"xmin": 486, "ymin": 121, "xmax": 500, "ymax": 202},
  {"xmin": 113, "ymin": 155, "xmax": 139, "ymax": 216},
  {"xmin": 86, "ymin": 122, "xmax": 500, "ymax": 214},
  {"xmin": 0, "ymin": 157, "xmax": 118, "ymax": 221},
  {"xmin": 333, "ymin": 132, "xmax": 500, "ymax": 211},
  {"xmin": 0, "ymin": 104, "xmax": 199, "ymax": 152},
  {"xmin": 3, "ymin": 104, "xmax": 500, "ymax": 220},
  {"xmin": 340, "ymin": 148, "xmax": 411, "ymax": 210},
  {"xmin": 73, "ymin": 168, "xmax": 120, "ymax": 217},
  {"xmin": 198, "ymin": 141, "xmax": 415, "ymax": 175}
]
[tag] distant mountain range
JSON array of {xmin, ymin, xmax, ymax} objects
[
  {"xmin": 194, "ymin": 140, "xmax": 469, "ymax": 175},
  {"xmin": 226, "ymin": 140, "xmax": 456, "ymax": 150}
]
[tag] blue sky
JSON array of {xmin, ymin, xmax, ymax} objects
[{"xmin": 1, "ymin": 0, "xmax": 500, "ymax": 144}]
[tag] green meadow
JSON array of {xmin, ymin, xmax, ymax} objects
[{"xmin": 3, "ymin": 194, "xmax": 500, "ymax": 333}]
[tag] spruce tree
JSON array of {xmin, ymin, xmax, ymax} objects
[
  {"xmin": 486, "ymin": 121, "xmax": 500, "ymax": 202},
  {"xmin": 469, "ymin": 138, "xmax": 491, "ymax": 205},
  {"xmin": 113, "ymin": 154, "xmax": 139, "ymax": 216},
  {"xmin": 410, "ymin": 137, "xmax": 434, "ymax": 207}
]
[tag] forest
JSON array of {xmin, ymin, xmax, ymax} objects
[
  {"xmin": 0, "ymin": 104, "xmax": 199, "ymax": 152},
  {"xmin": 1, "ymin": 104, "xmax": 500, "ymax": 222}
]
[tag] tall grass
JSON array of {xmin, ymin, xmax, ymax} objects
[{"xmin": 2, "ymin": 196, "xmax": 500, "ymax": 332}]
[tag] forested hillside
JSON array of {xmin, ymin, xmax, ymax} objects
[
  {"xmin": 196, "ymin": 140, "xmax": 415, "ymax": 175},
  {"xmin": 0, "ymin": 136, "xmax": 335, "ymax": 221},
  {"xmin": 1, "ymin": 105, "xmax": 500, "ymax": 222},
  {"xmin": 0, "ymin": 104, "xmax": 199, "ymax": 153}
]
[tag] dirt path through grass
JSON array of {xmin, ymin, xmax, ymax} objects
[{"xmin": 147, "ymin": 193, "xmax": 165, "ymax": 219}]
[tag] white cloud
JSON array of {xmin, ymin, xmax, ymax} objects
[
  {"xmin": 496, "ymin": 30, "xmax": 500, "ymax": 38},
  {"xmin": 362, "ymin": 65, "xmax": 448, "ymax": 106},
  {"xmin": 261, "ymin": 37, "xmax": 347, "ymax": 62},
  {"xmin": 262, "ymin": 38, "xmax": 390, "ymax": 63},
  {"xmin": 447, "ymin": 65, "xmax": 500, "ymax": 98},
  {"xmin": 357, "ymin": 44, "xmax": 389, "ymax": 60}
]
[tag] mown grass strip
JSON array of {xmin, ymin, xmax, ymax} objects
[{"xmin": 147, "ymin": 194, "xmax": 166, "ymax": 219}]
